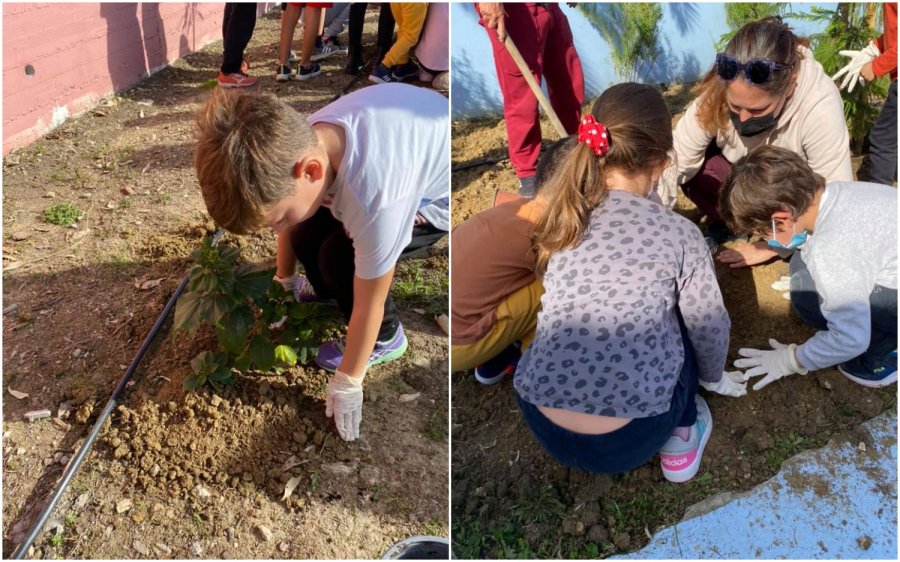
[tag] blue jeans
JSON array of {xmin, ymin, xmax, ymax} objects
[
  {"xmin": 515, "ymin": 322, "xmax": 699, "ymax": 474},
  {"xmin": 789, "ymin": 252, "xmax": 897, "ymax": 364}
]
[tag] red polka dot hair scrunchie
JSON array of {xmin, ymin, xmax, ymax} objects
[{"xmin": 577, "ymin": 115, "xmax": 610, "ymax": 157}]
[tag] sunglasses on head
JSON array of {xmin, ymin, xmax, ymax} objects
[{"xmin": 715, "ymin": 53, "xmax": 792, "ymax": 85}]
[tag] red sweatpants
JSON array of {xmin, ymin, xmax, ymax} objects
[{"xmin": 479, "ymin": 3, "xmax": 585, "ymax": 179}]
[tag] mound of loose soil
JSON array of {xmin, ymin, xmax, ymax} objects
[
  {"xmin": 3, "ymin": 7, "xmax": 448, "ymax": 559},
  {"xmin": 450, "ymin": 84, "xmax": 896, "ymax": 559}
]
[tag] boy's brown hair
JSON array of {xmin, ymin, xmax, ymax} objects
[
  {"xmin": 719, "ymin": 145, "xmax": 825, "ymax": 234},
  {"xmin": 194, "ymin": 89, "xmax": 318, "ymax": 234}
]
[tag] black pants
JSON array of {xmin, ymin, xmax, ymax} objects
[
  {"xmin": 290, "ymin": 207, "xmax": 447, "ymax": 341},
  {"xmin": 789, "ymin": 252, "xmax": 897, "ymax": 364},
  {"xmin": 221, "ymin": 3, "xmax": 257, "ymax": 74},
  {"xmin": 869, "ymin": 80, "xmax": 898, "ymax": 186}
]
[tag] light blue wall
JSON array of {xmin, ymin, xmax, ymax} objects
[{"xmin": 451, "ymin": 3, "xmax": 835, "ymax": 120}]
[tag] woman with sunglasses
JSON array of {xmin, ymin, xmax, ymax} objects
[{"xmin": 656, "ymin": 17, "xmax": 852, "ymax": 268}]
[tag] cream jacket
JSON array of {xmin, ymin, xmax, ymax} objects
[{"xmin": 658, "ymin": 46, "xmax": 852, "ymax": 208}]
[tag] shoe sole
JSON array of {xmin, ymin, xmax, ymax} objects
[
  {"xmin": 296, "ymin": 70, "xmax": 321, "ymax": 81},
  {"xmin": 368, "ymin": 75, "xmax": 392, "ymax": 84},
  {"xmin": 275, "ymin": 74, "xmax": 294, "ymax": 82},
  {"xmin": 474, "ymin": 371, "xmax": 506, "ymax": 385},
  {"xmin": 661, "ymin": 398, "xmax": 713, "ymax": 484},
  {"xmin": 837, "ymin": 365, "xmax": 898, "ymax": 388},
  {"xmin": 218, "ymin": 82, "xmax": 256, "ymax": 88},
  {"xmin": 310, "ymin": 51, "xmax": 336, "ymax": 62}
]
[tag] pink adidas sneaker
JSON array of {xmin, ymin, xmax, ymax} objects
[{"xmin": 659, "ymin": 395, "xmax": 713, "ymax": 483}]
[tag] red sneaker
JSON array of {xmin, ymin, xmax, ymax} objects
[{"xmin": 217, "ymin": 71, "xmax": 257, "ymax": 88}]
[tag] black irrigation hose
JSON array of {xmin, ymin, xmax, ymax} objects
[{"xmin": 11, "ymin": 228, "xmax": 225, "ymax": 560}]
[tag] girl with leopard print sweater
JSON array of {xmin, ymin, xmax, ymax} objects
[{"xmin": 514, "ymin": 83, "xmax": 746, "ymax": 482}]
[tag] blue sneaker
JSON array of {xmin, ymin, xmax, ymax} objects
[
  {"xmin": 368, "ymin": 63, "xmax": 395, "ymax": 84},
  {"xmin": 659, "ymin": 395, "xmax": 712, "ymax": 483},
  {"xmin": 474, "ymin": 343, "xmax": 521, "ymax": 385},
  {"xmin": 838, "ymin": 349, "xmax": 897, "ymax": 388},
  {"xmin": 391, "ymin": 61, "xmax": 419, "ymax": 82},
  {"xmin": 315, "ymin": 324, "xmax": 408, "ymax": 372},
  {"xmin": 297, "ymin": 63, "xmax": 321, "ymax": 81}
]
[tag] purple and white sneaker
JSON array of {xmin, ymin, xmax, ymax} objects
[
  {"xmin": 293, "ymin": 275, "xmax": 320, "ymax": 303},
  {"xmin": 315, "ymin": 324, "xmax": 408, "ymax": 372}
]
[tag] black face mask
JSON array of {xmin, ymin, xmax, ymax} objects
[{"xmin": 730, "ymin": 111, "xmax": 778, "ymax": 137}]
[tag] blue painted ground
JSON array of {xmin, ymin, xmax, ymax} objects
[{"xmin": 616, "ymin": 411, "xmax": 898, "ymax": 560}]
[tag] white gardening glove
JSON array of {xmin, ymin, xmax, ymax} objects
[
  {"xmin": 734, "ymin": 339, "xmax": 809, "ymax": 391},
  {"xmin": 325, "ymin": 370, "xmax": 364, "ymax": 441},
  {"xmin": 833, "ymin": 41, "xmax": 881, "ymax": 92},
  {"xmin": 273, "ymin": 273, "xmax": 296, "ymax": 296},
  {"xmin": 699, "ymin": 370, "xmax": 749, "ymax": 397}
]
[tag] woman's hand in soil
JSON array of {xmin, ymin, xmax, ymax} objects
[
  {"xmin": 699, "ymin": 370, "xmax": 749, "ymax": 397},
  {"xmin": 326, "ymin": 370, "xmax": 364, "ymax": 441},
  {"xmin": 716, "ymin": 241, "xmax": 778, "ymax": 268},
  {"xmin": 734, "ymin": 339, "xmax": 809, "ymax": 391}
]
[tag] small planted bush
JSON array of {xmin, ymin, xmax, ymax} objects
[
  {"xmin": 174, "ymin": 238, "xmax": 332, "ymax": 392},
  {"xmin": 42, "ymin": 203, "xmax": 82, "ymax": 226}
]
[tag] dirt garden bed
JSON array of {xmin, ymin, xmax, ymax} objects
[
  {"xmin": 450, "ymin": 84, "xmax": 896, "ymax": 559},
  {"xmin": 3, "ymin": 7, "xmax": 448, "ymax": 559}
]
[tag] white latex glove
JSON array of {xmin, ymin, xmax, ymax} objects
[
  {"xmin": 325, "ymin": 370, "xmax": 364, "ymax": 441},
  {"xmin": 734, "ymin": 339, "xmax": 809, "ymax": 391},
  {"xmin": 273, "ymin": 273, "xmax": 296, "ymax": 296},
  {"xmin": 833, "ymin": 42, "xmax": 881, "ymax": 92},
  {"xmin": 699, "ymin": 370, "xmax": 749, "ymax": 397}
]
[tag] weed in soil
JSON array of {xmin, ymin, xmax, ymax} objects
[{"xmin": 41, "ymin": 202, "xmax": 83, "ymax": 226}]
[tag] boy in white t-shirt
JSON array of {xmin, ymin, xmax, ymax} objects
[
  {"xmin": 719, "ymin": 145, "xmax": 897, "ymax": 390},
  {"xmin": 195, "ymin": 84, "xmax": 449, "ymax": 441}
]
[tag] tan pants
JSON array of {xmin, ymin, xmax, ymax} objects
[
  {"xmin": 382, "ymin": 3, "xmax": 428, "ymax": 67},
  {"xmin": 451, "ymin": 279, "xmax": 543, "ymax": 372}
]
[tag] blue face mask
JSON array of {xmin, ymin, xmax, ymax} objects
[{"xmin": 767, "ymin": 219, "xmax": 808, "ymax": 250}]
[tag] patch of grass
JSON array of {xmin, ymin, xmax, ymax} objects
[
  {"xmin": 198, "ymin": 78, "xmax": 219, "ymax": 90},
  {"xmin": 393, "ymin": 259, "xmax": 448, "ymax": 316},
  {"xmin": 512, "ymin": 484, "xmax": 565, "ymax": 524},
  {"xmin": 424, "ymin": 407, "xmax": 447, "ymax": 443},
  {"xmin": 64, "ymin": 513, "xmax": 76, "ymax": 526},
  {"xmin": 158, "ymin": 193, "xmax": 173, "ymax": 203},
  {"xmin": 420, "ymin": 517, "xmax": 447, "ymax": 537},
  {"xmin": 766, "ymin": 432, "xmax": 807, "ymax": 470},
  {"xmin": 42, "ymin": 203, "xmax": 82, "ymax": 226},
  {"xmin": 121, "ymin": 196, "xmax": 133, "ymax": 209},
  {"xmin": 50, "ymin": 531, "xmax": 63, "ymax": 548}
]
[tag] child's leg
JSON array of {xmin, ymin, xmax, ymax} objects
[
  {"xmin": 381, "ymin": 3, "xmax": 427, "ymax": 67},
  {"xmin": 300, "ymin": 7, "xmax": 324, "ymax": 66},
  {"xmin": 313, "ymin": 221, "xmax": 401, "ymax": 342},
  {"xmin": 289, "ymin": 207, "xmax": 344, "ymax": 299},
  {"xmin": 278, "ymin": 4, "xmax": 303, "ymax": 66},
  {"xmin": 451, "ymin": 280, "xmax": 543, "ymax": 372}
]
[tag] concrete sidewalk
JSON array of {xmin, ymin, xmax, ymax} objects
[{"xmin": 616, "ymin": 412, "xmax": 898, "ymax": 560}]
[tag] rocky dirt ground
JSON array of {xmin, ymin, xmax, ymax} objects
[
  {"xmin": 450, "ymin": 83, "xmax": 896, "ymax": 559},
  {"xmin": 3, "ymin": 7, "xmax": 448, "ymax": 559}
]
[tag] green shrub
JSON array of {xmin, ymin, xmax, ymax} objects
[{"xmin": 42, "ymin": 203, "xmax": 82, "ymax": 226}]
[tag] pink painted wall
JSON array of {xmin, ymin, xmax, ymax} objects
[{"xmin": 3, "ymin": 3, "xmax": 271, "ymax": 155}]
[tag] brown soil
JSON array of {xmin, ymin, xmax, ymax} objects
[
  {"xmin": 450, "ymin": 83, "xmax": 895, "ymax": 559},
  {"xmin": 3, "ymin": 8, "xmax": 448, "ymax": 560}
]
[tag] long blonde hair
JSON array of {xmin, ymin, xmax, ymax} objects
[{"xmin": 533, "ymin": 83, "xmax": 672, "ymax": 275}]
